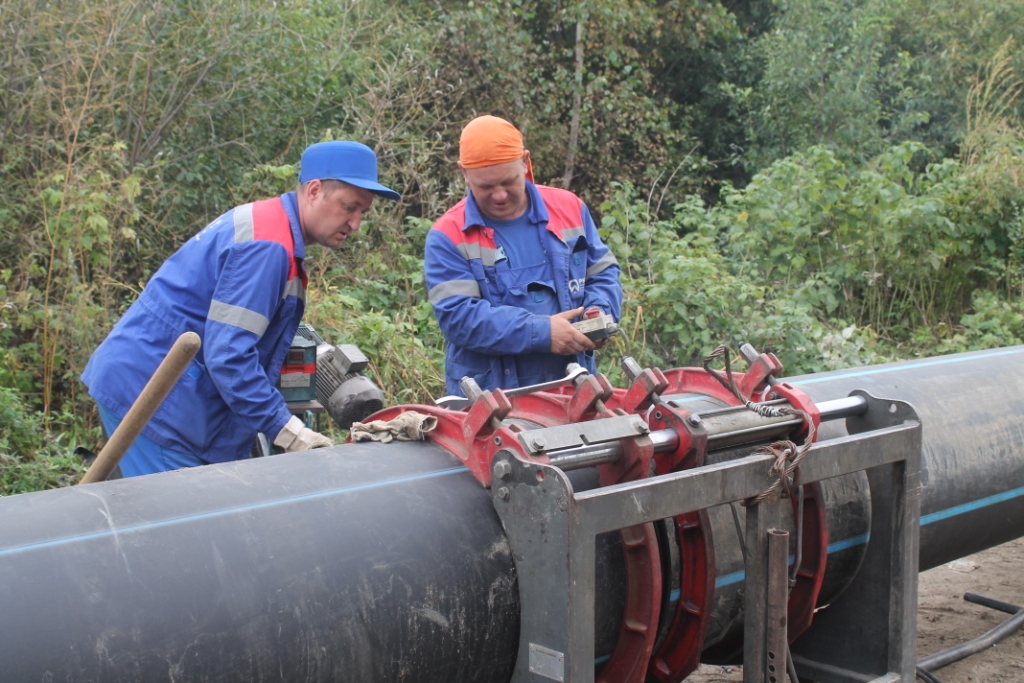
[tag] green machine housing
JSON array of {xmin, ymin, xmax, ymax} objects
[{"xmin": 276, "ymin": 332, "xmax": 317, "ymax": 402}]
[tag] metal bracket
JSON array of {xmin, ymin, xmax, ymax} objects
[
  {"xmin": 517, "ymin": 415, "xmax": 650, "ymax": 455},
  {"xmin": 845, "ymin": 389, "xmax": 919, "ymax": 433},
  {"xmin": 492, "ymin": 449, "xmax": 585, "ymax": 683},
  {"xmin": 787, "ymin": 391, "xmax": 922, "ymax": 683},
  {"xmin": 494, "ymin": 391, "xmax": 921, "ymax": 683}
]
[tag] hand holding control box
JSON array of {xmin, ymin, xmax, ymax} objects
[{"xmin": 571, "ymin": 313, "xmax": 619, "ymax": 342}]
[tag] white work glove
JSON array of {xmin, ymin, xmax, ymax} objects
[
  {"xmin": 350, "ymin": 411, "xmax": 439, "ymax": 443},
  {"xmin": 273, "ymin": 415, "xmax": 333, "ymax": 452}
]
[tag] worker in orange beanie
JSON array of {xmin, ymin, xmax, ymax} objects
[{"xmin": 424, "ymin": 115, "xmax": 622, "ymax": 396}]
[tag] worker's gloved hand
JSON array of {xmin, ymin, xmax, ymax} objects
[{"xmin": 273, "ymin": 415, "xmax": 333, "ymax": 452}]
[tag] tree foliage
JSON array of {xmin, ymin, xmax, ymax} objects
[{"xmin": 1, "ymin": 0, "xmax": 1024, "ymax": 493}]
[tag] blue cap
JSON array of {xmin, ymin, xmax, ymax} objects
[{"xmin": 298, "ymin": 141, "xmax": 401, "ymax": 201}]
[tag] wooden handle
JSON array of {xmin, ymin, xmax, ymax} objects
[{"xmin": 79, "ymin": 332, "xmax": 201, "ymax": 484}]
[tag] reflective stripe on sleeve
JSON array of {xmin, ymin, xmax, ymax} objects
[
  {"xmin": 429, "ymin": 280, "xmax": 482, "ymax": 304},
  {"xmin": 233, "ymin": 203, "xmax": 254, "ymax": 243},
  {"xmin": 586, "ymin": 251, "xmax": 619, "ymax": 277},
  {"xmin": 208, "ymin": 300, "xmax": 270, "ymax": 336}
]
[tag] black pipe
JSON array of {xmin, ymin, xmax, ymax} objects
[
  {"xmin": 0, "ymin": 442, "xmax": 634, "ymax": 682},
  {"xmin": 789, "ymin": 346, "xmax": 1024, "ymax": 571},
  {"xmin": 915, "ymin": 593, "xmax": 1024, "ymax": 682},
  {"xmin": 0, "ymin": 443, "xmax": 520, "ymax": 682},
  {"xmin": 964, "ymin": 591, "xmax": 1022, "ymax": 615},
  {"xmin": 916, "ymin": 596, "xmax": 1024, "ymax": 671},
  {"xmin": 916, "ymin": 593, "xmax": 1024, "ymax": 676},
  {"xmin": 2, "ymin": 347, "xmax": 1024, "ymax": 681},
  {"xmin": 678, "ymin": 347, "xmax": 1024, "ymax": 657}
]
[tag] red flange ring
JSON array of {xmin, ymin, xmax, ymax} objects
[
  {"xmin": 647, "ymin": 508, "xmax": 715, "ymax": 683},
  {"xmin": 786, "ymin": 482, "xmax": 828, "ymax": 640},
  {"xmin": 645, "ymin": 403, "xmax": 715, "ymax": 683}
]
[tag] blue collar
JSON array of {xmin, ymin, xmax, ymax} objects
[
  {"xmin": 279, "ymin": 191, "xmax": 306, "ymax": 259},
  {"xmin": 463, "ymin": 180, "xmax": 549, "ymax": 231}
]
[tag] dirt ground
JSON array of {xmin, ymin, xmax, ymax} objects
[{"xmin": 688, "ymin": 537, "xmax": 1024, "ymax": 682}]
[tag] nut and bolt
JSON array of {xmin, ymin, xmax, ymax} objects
[
  {"xmin": 493, "ymin": 460, "xmax": 512, "ymax": 480},
  {"xmin": 496, "ymin": 486, "xmax": 510, "ymax": 500},
  {"xmin": 621, "ymin": 357, "xmax": 642, "ymax": 381},
  {"xmin": 460, "ymin": 377, "xmax": 485, "ymax": 401},
  {"xmin": 688, "ymin": 413, "xmax": 702, "ymax": 426},
  {"xmin": 635, "ymin": 421, "xmax": 650, "ymax": 434},
  {"xmin": 532, "ymin": 436, "xmax": 546, "ymax": 450}
]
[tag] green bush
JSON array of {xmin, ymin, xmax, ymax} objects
[
  {"xmin": 0, "ymin": 388, "xmax": 91, "ymax": 495},
  {"xmin": 933, "ymin": 290, "xmax": 1024, "ymax": 353},
  {"xmin": 3, "ymin": 0, "xmax": 1024, "ymax": 495},
  {"xmin": 598, "ymin": 181, "xmax": 890, "ymax": 377}
]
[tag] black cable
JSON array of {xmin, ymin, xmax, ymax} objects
[
  {"xmin": 729, "ymin": 501, "xmax": 748, "ymax": 563},
  {"xmin": 916, "ymin": 665, "xmax": 945, "ymax": 683},
  {"xmin": 786, "ymin": 644, "xmax": 800, "ymax": 683},
  {"xmin": 790, "ymin": 485, "xmax": 804, "ymax": 587}
]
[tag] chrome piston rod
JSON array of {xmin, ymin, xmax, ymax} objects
[{"xmin": 547, "ymin": 396, "xmax": 867, "ymax": 471}]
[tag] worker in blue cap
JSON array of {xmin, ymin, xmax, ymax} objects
[{"xmin": 82, "ymin": 141, "xmax": 401, "ymax": 476}]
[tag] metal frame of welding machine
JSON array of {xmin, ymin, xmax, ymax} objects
[{"xmin": 493, "ymin": 390, "xmax": 921, "ymax": 683}]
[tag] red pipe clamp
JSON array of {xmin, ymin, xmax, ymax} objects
[{"xmin": 353, "ymin": 347, "xmax": 828, "ymax": 683}]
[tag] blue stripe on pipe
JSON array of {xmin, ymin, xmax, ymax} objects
[
  {"xmin": 666, "ymin": 348, "xmax": 1024, "ymax": 404},
  {"xmin": 716, "ymin": 569, "xmax": 747, "ymax": 588},
  {"xmin": 695, "ymin": 485, "xmax": 1024, "ymax": 590},
  {"xmin": 920, "ymin": 485, "xmax": 1024, "ymax": 526},
  {"xmin": 0, "ymin": 466, "xmax": 468, "ymax": 558},
  {"xmin": 794, "ymin": 347, "xmax": 1024, "ymax": 386},
  {"xmin": 827, "ymin": 532, "xmax": 871, "ymax": 553},
  {"xmin": 26, "ymin": 468, "xmax": 1017, "ymax": 562}
]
